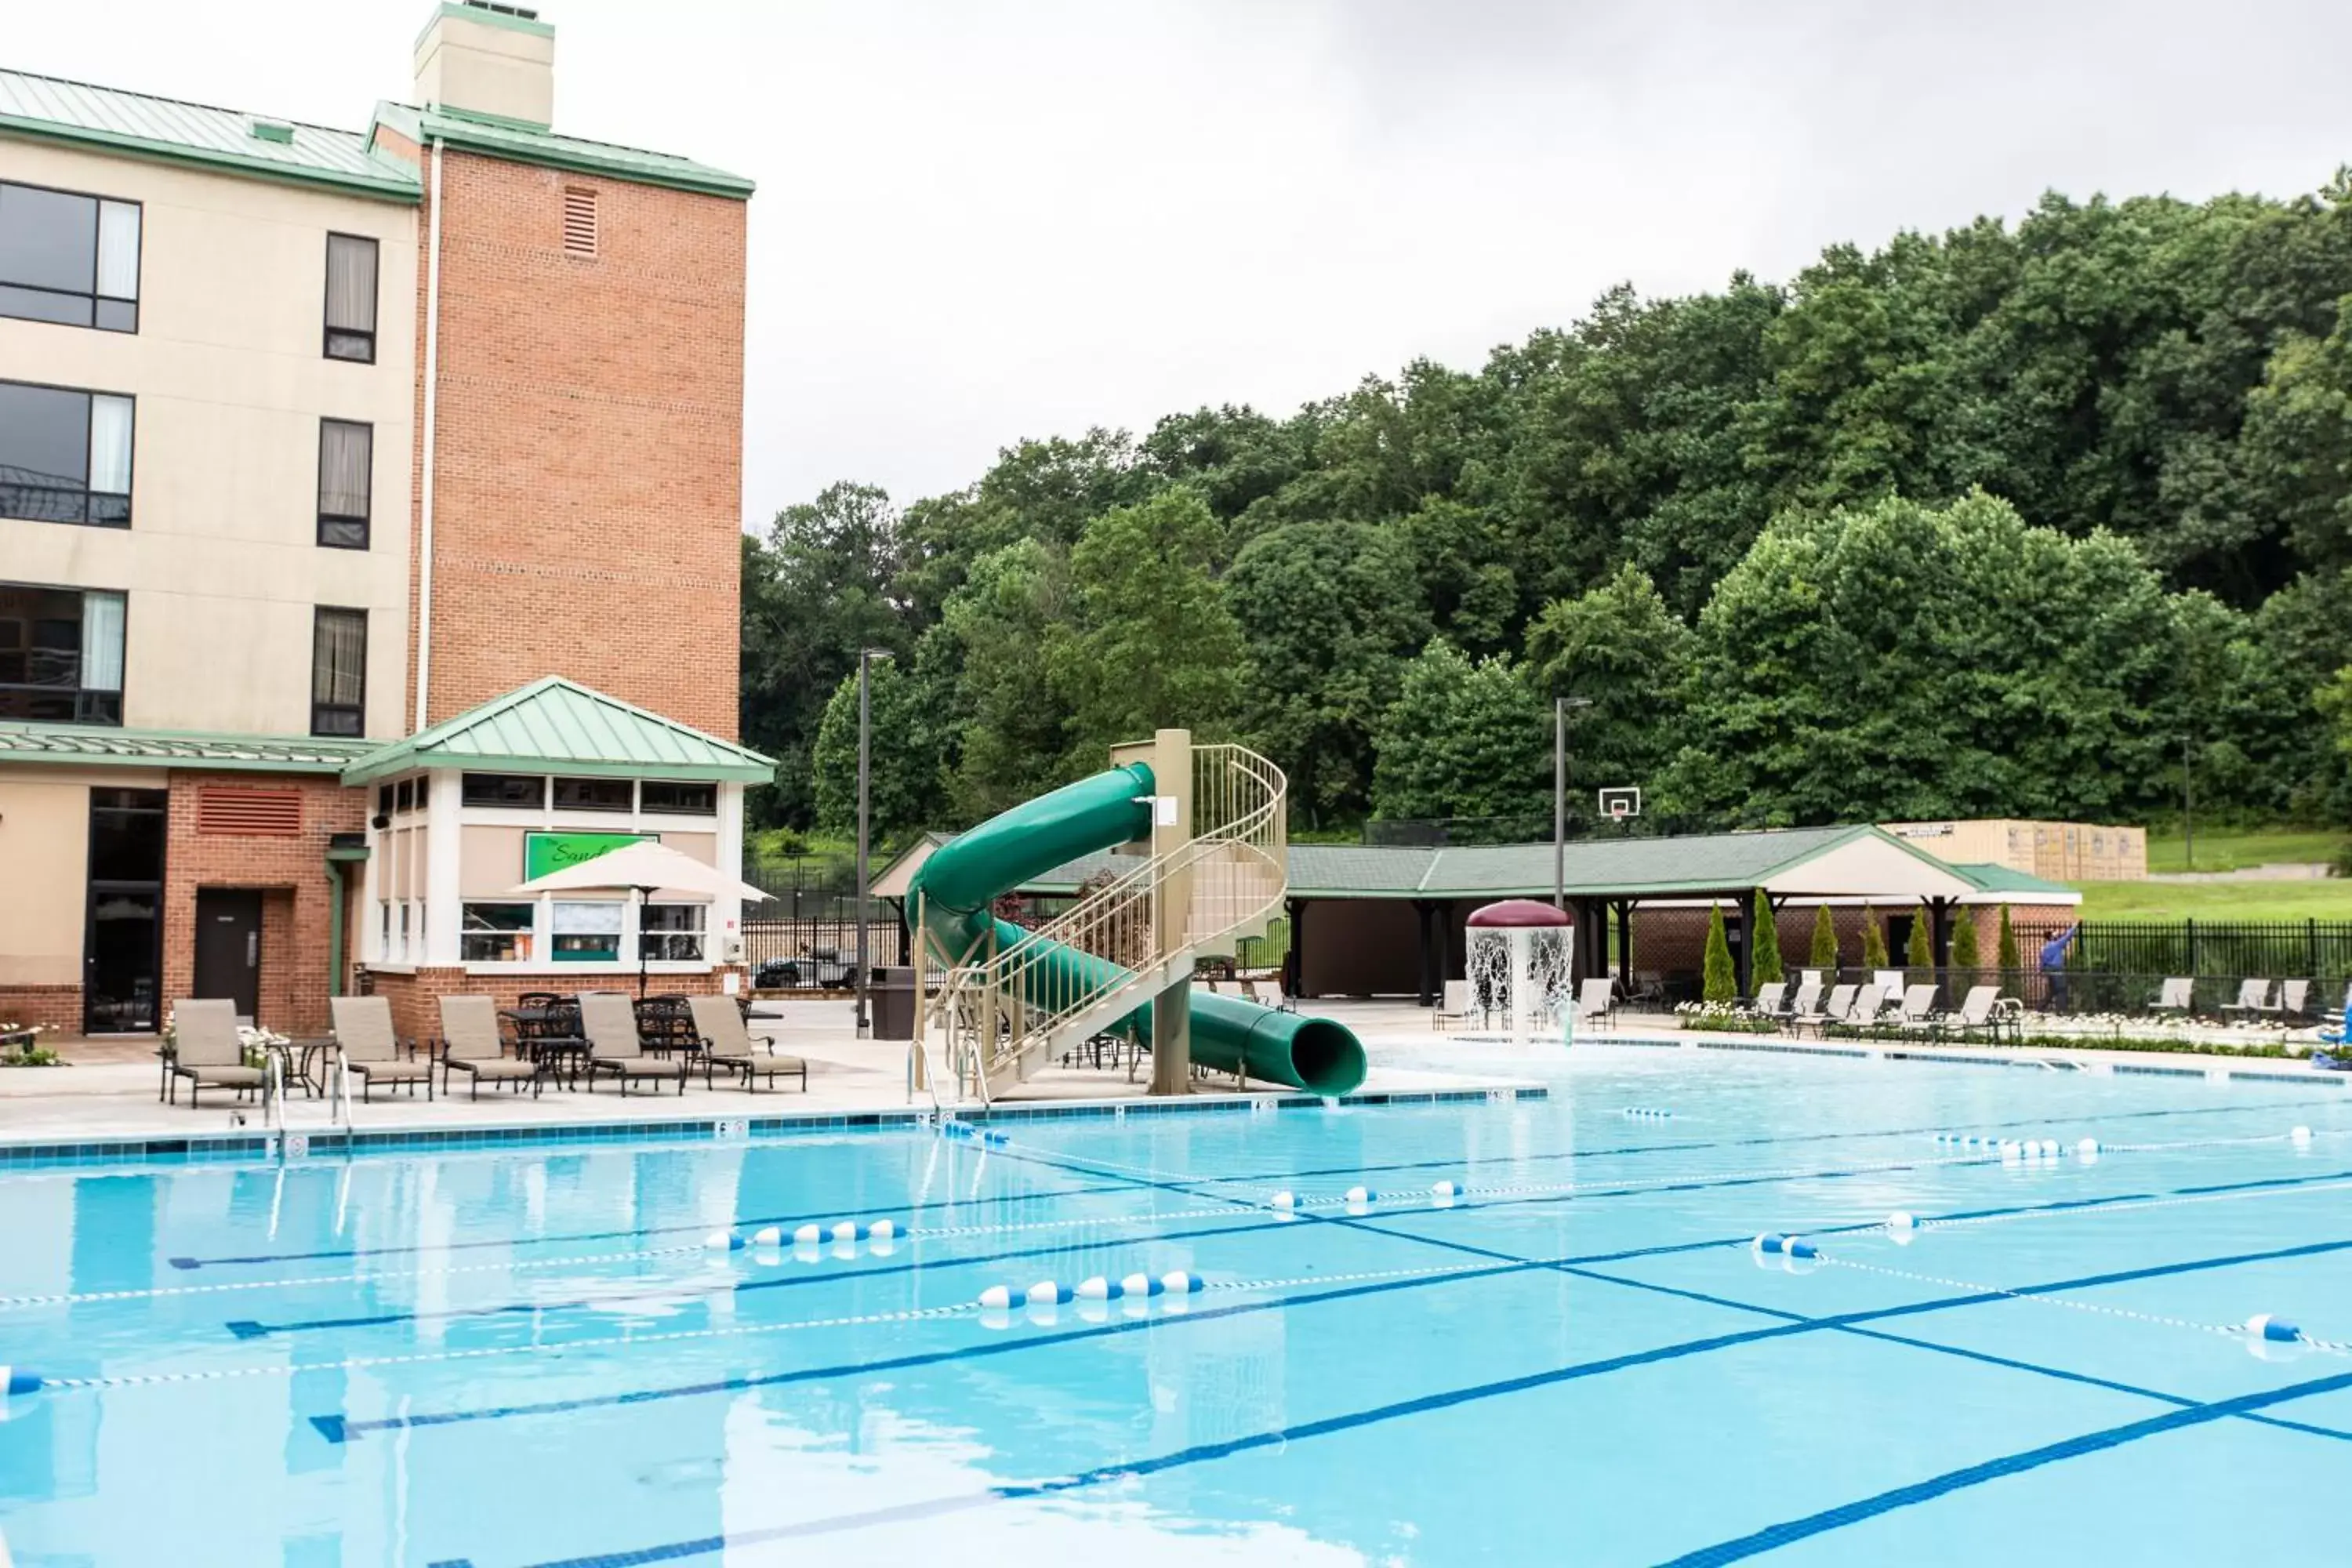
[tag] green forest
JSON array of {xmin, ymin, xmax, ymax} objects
[{"xmin": 741, "ymin": 174, "xmax": 2352, "ymax": 844}]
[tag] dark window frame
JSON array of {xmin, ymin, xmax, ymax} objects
[
  {"xmin": 0, "ymin": 579, "xmax": 126, "ymax": 726},
  {"xmin": 461, "ymin": 772, "xmax": 547, "ymax": 809},
  {"xmin": 316, "ymin": 417, "xmax": 372, "ymax": 549},
  {"xmin": 0, "ymin": 377, "xmax": 135, "ymax": 528},
  {"xmin": 553, "ymin": 776, "xmax": 634, "ymax": 814},
  {"xmin": 640, "ymin": 780, "xmax": 718, "ymax": 815},
  {"xmin": 0, "ymin": 176, "xmax": 141, "ymax": 335},
  {"xmin": 310, "ymin": 604, "xmax": 367, "ymax": 738},
  {"xmin": 322, "ymin": 232, "xmax": 379, "ymax": 364}
]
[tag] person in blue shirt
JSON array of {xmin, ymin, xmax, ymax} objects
[{"xmin": 2038, "ymin": 924, "xmax": 2078, "ymax": 1011}]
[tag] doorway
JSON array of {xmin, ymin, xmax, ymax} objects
[
  {"xmin": 193, "ymin": 890, "xmax": 263, "ymax": 1022},
  {"xmin": 84, "ymin": 787, "xmax": 165, "ymax": 1033}
]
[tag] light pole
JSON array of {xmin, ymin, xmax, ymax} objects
[
  {"xmin": 855, "ymin": 647, "xmax": 892, "ymax": 1038},
  {"xmin": 1553, "ymin": 696, "xmax": 1592, "ymax": 913},
  {"xmin": 2181, "ymin": 731, "xmax": 2194, "ymax": 874}
]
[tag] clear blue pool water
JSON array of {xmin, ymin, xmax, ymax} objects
[{"xmin": 5, "ymin": 1046, "xmax": 2352, "ymax": 1566}]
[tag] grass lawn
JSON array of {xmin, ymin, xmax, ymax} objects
[
  {"xmin": 2143, "ymin": 825, "xmax": 2345, "ymax": 873},
  {"xmin": 2073, "ymin": 877, "xmax": 2352, "ymax": 919}
]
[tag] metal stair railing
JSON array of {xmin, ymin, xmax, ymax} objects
[{"xmin": 931, "ymin": 743, "xmax": 1287, "ymax": 1100}]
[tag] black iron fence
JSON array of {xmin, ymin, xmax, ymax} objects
[{"xmin": 742, "ymin": 914, "xmax": 905, "ymax": 989}]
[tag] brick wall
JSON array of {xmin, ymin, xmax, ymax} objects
[
  {"xmin": 1628, "ymin": 902, "xmax": 2078, "ymax": 977},
  {"xmin": 365, "ymin": 964, "xmax": 750, "ymax": 1044},
  {"xmin": 406, "ymin": 149, "xmax": 747, "ymax": 738},
  {"xmin": 0, "ymin": 985, "xmax": 81, "ymax": 1036},
  {"xmin": 160, "ymin": 772, "xmax": 368, "ymax": 1035}
]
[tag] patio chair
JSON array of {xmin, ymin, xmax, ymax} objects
[
  {"xmin": 1873, "ymin": 969, "xmax": 1906, "ymax": 1000},
  {"xmin": 164, "ymin": 999, "xmax": 266, "ymax": 1107},
  {"xmin": 1841, "ymin": 982, "xmax": 1889, "ymax": 1033},
  {"xmin": 1433, "ymin": 978, "xmax": 1481, "ymax": 1031},
  {"xmin": 1793, "ymin": 983, "xmax": 1854, "ymax": 1039},
  {"xmin": 329, "ymin": 996, "xmax": 436, "ymax": 1102},
  {"xmin": 1889, "ymin": 983, "xmax": 1940, "ymax": 1035},
  {"xmin": 1243, "ymin": 978, "xmax": 1298, "ymax": 1013},
  {"xmin": 1747, "ymin": 981, "xmax": 1788, "ymax": 1020},
  {"xmin": 2150, "ymin": 978, "xmax": 2194, "ymax": 1016},
  {"xmin": 1780, "ymin": 981, "xmax": 1823, "ymax": 1033},
  {"xmin": 437, "ymin": 995, "xmax": 541, "ymax": 1099},
  {"xmin": 1945, "ymin": 985, "xmax": 2024, "ymax": 1044},
  {"xmin": 1575, "ymin": 976, "xmax": 1615, "ymax": 1027},
  {"xmin": 688, "ymin": 994, "xmax": 808, "ymax": 1091},
  {"xmin": 2220, "ymin": 978, "xmax": 2275, "ymax": 1022},
  {"xmin": 579, "ymin": 991, "xmax": 688, "ymax": 1095},
  {"xmin": 2269, "ymin": 979, "xmax": 2313, "ymax": 1023}
]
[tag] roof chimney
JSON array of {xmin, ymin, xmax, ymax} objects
[{"xmin": 413, "ymin": 2, "xmax": 554, "ymax": 129}]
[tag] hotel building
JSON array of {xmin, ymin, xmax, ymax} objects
[{"xmin": 0, "ymin": 3, "xmax": 769, "ymax": 1041}]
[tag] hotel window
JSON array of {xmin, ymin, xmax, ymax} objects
[
  {"xmin": 461, "ymin": 902, "xmax": 536, "ymax": 963},
  {"xmin": 323, "ymin": 233, "xmax": 378, "ymax": 362},
  {"xmin": 462, "ymin": 772, "xmax": 545, "ymax": 808},
  {"xmin": 0, "ymin": 380, "xmax": 132, "ymax": 527},
  {"xmin": 318, "ymin": 419, "xmax": 372, "ymax": 548},
  {"xmin": 310, "ymin": 607, "xmax": 366, "ymax": 737},
  {"xmin": 550, "ymin": 902, "xmax": 623, "ymax": 962},
  {"xmin": 553, "ymin": 776, "xmax": 632, "ymax": 813},
  {"xmin": 641, "ymin": 781, "xmax": 717, "ymax": 815},
  {"xmin": 640, "ymin": 904, "xmax": 705, "ymax": 962},
  {"xmin": 0, "ymin": 583, "xmax": 124, "ymax": 724},
  {"xmin": 0, "ymin": 180, "xmax": 139, "ymax": 332}
]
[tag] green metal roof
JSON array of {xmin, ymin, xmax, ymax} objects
[
  {"xmin": 1949, "ymin": 862, "xmax": 2079, "ymax": 898},
  {"xmin": 0, "ymin": 722, "xmax": 379, "ymax": 775},
  {"xmin": 370, "ymin": 101, "xmax": 753, "ymax": 198},
  {"xmin": 340, "ymin": 677, "xmax": 774, "ymax": 785},
  {"xmin": 0, "ymin": 69, "xmax": 422, "ymax": 201}
]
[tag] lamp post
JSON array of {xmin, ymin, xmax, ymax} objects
[
  {"xmin": 855, "ymin": 647, "xmax": 892, "ymax": 1038},
  {"xmin": 2180, "ymin": 731, "xmax": 2194, "ymax": 874},
  {"xmin": 1553, "ymin": 696, "xmax": 1592, "ymax": 914}
]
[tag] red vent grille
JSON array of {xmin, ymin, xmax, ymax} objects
[{"xmin": 196, "ymin": 786, "xmax": 302, "ymax": 837}]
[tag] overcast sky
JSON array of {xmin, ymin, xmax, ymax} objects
[{"xmin": 13, "ymin": 2, "xmax": 2352, "ymax": 526}]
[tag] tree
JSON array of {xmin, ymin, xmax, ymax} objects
[
  {"xmin": 1750, "ymin": 889, "xmax": 1784, "ymax": 988},
  {"xmin": 931, "ymin": 539, "xmax": 1074, "ymax": 820},
  {"xmin": 1906, "ymin": 906, "xmax": 1935, "ymax": 974},
  {"xmin": 1809, "ymin": 903, "xmax": 1838, "ymax": 969},
  {"xmin": 1949, "ymin": 906, "xmax": 1980, "ymax": 975},
  {"xmin": 1225, "ymin": 522, "xmax": 1432, "ymax": 825},
  {"xmin": 1996, "ymin": 904, "xmax": 2020, "ymax": 975},
  {"xmin": 809, "ymin": 657, "xmax": 946, "ymax": 840},
  {"xmin": 1523, "ymin": 563, "xmax": 1698, "ymax": 805},
  {"xmin": 1702, "ymin": 903, "xmax": 1736, "ymax": 1003},
  {"xmin": 1860, "ymin": 906, "xmax": 1889, "ymax": 968},
  {"xmin": 1370, "ymin": 643, "xmax": 1549, "ymax": 823},
  {"xmin": 1051, "ymin": 488, "xmax": 1247, "ymax": 762}
]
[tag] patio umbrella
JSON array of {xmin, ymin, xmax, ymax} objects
[{"xmin": 507, "ymin": 840, "xmax": 771, "ymax": 997}]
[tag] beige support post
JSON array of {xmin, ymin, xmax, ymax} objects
[{"xmin": 909, "ymin": 891, "xmax": 927, "ymax": 1098}]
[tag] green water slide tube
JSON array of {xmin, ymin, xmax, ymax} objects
[{"xmin": 909, "ymin": 762, "xmax": 1367, "ymax": 1096}]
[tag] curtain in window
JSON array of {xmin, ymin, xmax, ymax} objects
[
  {"xmin": 325, "ymin": 235, "xmax": 377, "ymax": 332},
  {"xmin": 88, "ymin": 395, "xmax": 132, "ymax": 495},
  {"xmin": 319, "ymin": 422, "xmax": 371, "ymax": 518},
  {"xmin": 96, "ymin": 202, "xmax": 140, "ymax": 299},
  {"xmin": 314, "ymin": 611, "xmax": 365, "ymax": 706},
  {"xmin": 81, "ymin": 591, "xmax": 124, "ymax": 691}
]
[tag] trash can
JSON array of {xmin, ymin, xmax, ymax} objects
[{"xmin": 871, "ymin": 967, "xmax": 917, "ymax": 1040}]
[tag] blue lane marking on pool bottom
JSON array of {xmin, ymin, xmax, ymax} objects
[{"xmin": 1655, "ymin": 1368, "xmax": 2352, "ymax": 1566}]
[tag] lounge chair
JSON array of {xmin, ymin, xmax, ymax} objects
[
  {"xmin": 1747, "ymin": 981, "xmax": 1788, "ymax": 1020},
  {"xmin": 579, "ymin": 991, "xmax": 688, "ymax": 1094},
  {"xmin": 1889, "ymin": 983, "xmax": 1940, "ymax": 1036},
  {"xmin": 164, "ymin": 999, "xmax": 266, "ymax": 1107},
  {"xmin": 1779, "ymin": 982, "xmax": 1823, "ymax": 1033},
  {"xmin": 2269, "ymin": 979, "xmax": 2313, "ymax": 1023},
  {"xmin": 1433, "ymin": 978, "xmax": 1481, "ymax": 1031},
  {"xmin": 1839, "ymin": 982, "xmax": 1889, "ymax": 1033},
  {"xmin": 688, "ymin": 994, "xmax": 808, "ymax": 1091},
  {"xmin": 2220, "ymin": 978, "xmax": 2275, "ymax": 1022},
  {"xmin": 329, "ymin": 996, "xmax": 436, "ymax": 1102},
  {"xmin": 1575, "ymin": 976, "xmax": 1615, "ymax": 1027},
  {"xmin": 1873, "ymin": 969, "xmax": 1906, "ymax": 1001},
  {"xmin": 1944, "ymin": 985, "xmax": 2023, "ymax": 1044},
  {"xmin": 1243, "ymin": 978, "xmax": 1298, "ymax": 1013},
  {"xmin": 2150, "ymin": 978, "xmax": 2194, "ymax": 1016},
  {"xmin": 437, "ymin": 995, "xmax": 541, "ymax": 1098},
  {"xmin": 1794, "ymin": 982, "xmax": 1854, "ymax": 1039}
]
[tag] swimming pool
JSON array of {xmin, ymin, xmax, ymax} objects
[{"xmin": 3, "ymin": 1046, "xmax": 2350, "ymax": 1566}]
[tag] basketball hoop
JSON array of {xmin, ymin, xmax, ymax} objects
[{"xmin": 1599, "ymin": 786, "xmax": 1642, "ymax": 824}]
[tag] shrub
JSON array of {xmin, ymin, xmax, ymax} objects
[
  {"xmin": 1703, "ymin": 904, "xmax": 1737, "ymax": 1003},
  {"xmin": 1809, "ymin": 904, "xmax": 1838, "ymax": 969},
  {"xmin": 1950, "ymin": 907, "xmax": 1980, "ymax": 974},
  {"xmin": 1751, "ymin": 888, "xmax": 1784, "ymax": 988},
  {"xmin": 1860, "ymin": 906, "xmax": 1889, "ymax": 968},
  {"xmin": 1906, "ymin": 906, "xmax": 1934, "ymax": 974},
  {"xmin": 1997, "ymin": 904, "xmax": 2020, "ymax": 973}
]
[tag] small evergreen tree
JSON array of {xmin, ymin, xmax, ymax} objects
[
  {"xmin": 1996, "ymin": 904, "xmax": 2021, "ymax": 975},
  {"xmin": 1702, "ymin": 903, "xmax": 1737, "ymax": 1003},
  {"xmin": 1860, "ymin": 905, "xmax": 1889, "ymax": 968},
  {"xmin": 1950, "ymin": 906, "xmax": 1980, "ymax": 977},
  {"xmin": 1750, "ymin": 889, "xmax": 1784, "ymax": 988},
  {"xmin": 1809, "ymin": 903, "xmax": 1838, "ymax": 969},
  {"xmin": 1906, "ymin": 905, "xmax": 1935, "ymax": 975}
]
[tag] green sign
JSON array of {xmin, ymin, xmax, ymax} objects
[{"xmin": 523, "ymin": 830, "xmax": 653, "ymax": 883}]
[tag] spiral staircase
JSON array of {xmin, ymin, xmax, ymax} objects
[{"xmin": 928, "ymin": 742, "xmax": 1287, "ymax": 1103}]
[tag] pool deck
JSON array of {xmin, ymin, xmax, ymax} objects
[{"xmin": 2, "ymin": 998, "xmax": 2339, "ymax": 1148}]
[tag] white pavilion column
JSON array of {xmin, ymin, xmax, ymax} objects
[{"xmin": 423, "ymin": 768, "xmax": 463, "ymax": 966}]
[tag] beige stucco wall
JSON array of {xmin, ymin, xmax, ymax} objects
[
  {"xmin": 0, "ymin": 138, "xmax": 417, "ymax": 739},
  {"xmin": 0, "ymin": 769, "xmax": 115, "ymax": 983}
]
